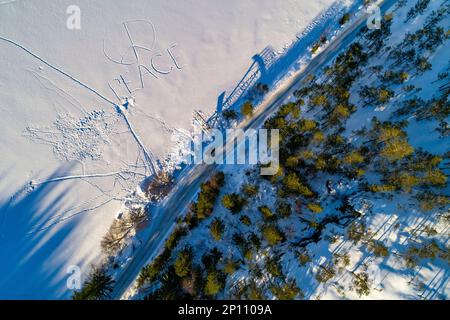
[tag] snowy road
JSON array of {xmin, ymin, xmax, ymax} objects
[{"xmin": 111, "ymin": 0, "xmax": 397, "ymax": 299}]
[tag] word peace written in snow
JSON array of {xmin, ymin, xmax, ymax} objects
[{"xmin": 103, "ymin": 19, "xmax": 185, "ymax": 97}]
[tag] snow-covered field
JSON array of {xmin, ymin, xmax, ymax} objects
[{"xmin": 0, "ymin": 0, "xmax": 339, "ymax": 299}]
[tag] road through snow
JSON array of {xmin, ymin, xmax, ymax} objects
[{"xmin": 111, "ymin": 0, "xmax": 397, "ymax": 299}]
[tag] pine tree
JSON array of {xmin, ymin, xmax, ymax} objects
[
  {"xmin": 221, "ymin": 193, "xmax": 247, "ymax": 214},
  {"xmin": 368, "ymin": 184, "xmax": 397, "ymax": 193},
  {"xmin": 283, "ymin": 172, "xmax": 314, "ymax": 197},
  {"xmin": 241, "ymin": 101, "xmax": 254, "ymax": 118},
  {"xmin": 315, "ymin": 264, "xmax": 336, "ymax": 283},
  {"xmin": 265, "ymin": 257, "xmax": 283, "ymax": 278},
  {"xmin": 242, "ymin": 184, "xmax": 259, "ymax": 197},
  {"xmin": 307, "ymin": 202, "xmax": 323, "ymax": 213},
  {"xmin": 73, "ymin": 266, "xmax": 115, "ymax": 300},
  {"xmin": 380, "ymin": 139, "xmax": 414, "ymax": 162},
  {"xmin": 423, "ymin": 169, "xmax": 447, "ymax": 187},
  {"xmin": 343, "ymin": 151, "xmax": 364, "ymax": 165},
  {"xmin": 368, "ymin": 240, "xmax": 389, "ymax": 257},
  {"xmin": 310, "ymin": 94, "xmax": 329, "ymax": 108},
  {"xmin": 312, "ymin": 130, "xmax": 325, "ymax": 144},
  {"xmin": 223, "ymin": 260, "xmax": 240, "ymax": 275},
  {"xmin": 210, "ymin": 219, "xmax": 225, "ymax": 241},
  {"xmin": 352, "ymin": 272, "xmax": 371, "ymax": 297},
  {"xmin": 259, "ymin": 205, "xmax": 275, "ymax": 220},
  {"xmin": 329, "ymin": 104, "xmax": 351, "ymax": 126},
  {"xmin": 194, "ymin": 172, "xmax": 225, "ymax": 219},
  {"xmin": 389, "ymin": 172, "xmax": 420, "ymax": 192},
  {"xmin": 276, "ymin": 201, "xmax": 292, "ymax": 218},
  {"xmin": 339, "ymin": 13, "xmax": 350, "ymax": 25},
  {"xmin": 137, "ymin": 253, "xmax": 166, "ymax": 287},
  {"xmin": 262, "ymin": 224, "xmax": 284, "ymax": 245},
  {"xmin": 415, "ymin": 56, "xmax": 432, "ymax": 73},
  {"xmin": 297, "ymin": 249, "xmax": 312, "ymax": 266},
  {"xmin": 285, "ymin": 155, "xmax": 300, "ymax": 168},
  {"xmin": 174, "ymin": 248, "xmax": 192, "ymax": 278},
  {"xmin": 416, "ymin": 191, "xmax": 450, "ymax": 211},
  {"xmin": 240, "ymin": 215, "xmax": 252, "ymax": 226},
  {"xmin": 205, "ymin": 270, "xmax": 223, "ymax": 297},
  {"xmin": 347, "ymin": 221, "xmax": 367, "ymax": 244},
  {"xmin": 270, "ymin": 279, "xmax": 303, "ymax": 300},
  {"xmin": 298, "ymin": 119, "xmax": 317, "ymax": 132},
  {"xmin": 247, "ymin": 281, "xmax": 265, "ymax": 299}
]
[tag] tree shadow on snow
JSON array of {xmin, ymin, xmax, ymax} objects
[{"xmin": 0, "ymin": 163, "xmax": 94, "ymax": 299}]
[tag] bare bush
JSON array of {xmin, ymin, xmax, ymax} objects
[
  {"xmin": 144, "ymin": 171, "xmax": 174, "ymax": 202},
  {"xmin": 101, "ymin": 207, "xmax": 148, "ymax": 256}
]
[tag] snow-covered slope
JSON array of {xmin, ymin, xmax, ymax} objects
[
  {"xmin": 0, "ymin": 0, "xmax": 337, "ymax": 299},
  {"xmin": 131, "ymin": 0, "xmax": 449, "ymax": 300}
]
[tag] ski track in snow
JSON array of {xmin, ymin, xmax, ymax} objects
[
  {"xmin": 0, "ymin": 36, "xmax": 117, "ymax": 106},
  {"xmin": 117, "ymin": 105, "xmax": 159, "ymax": 175},
  {"xmin": 30, "ymin": 170, "xmax": 144, "ymax": 186},
  {"xmin": 26, "ymin": 68, "xmax": 89, "ymax": 115}
]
